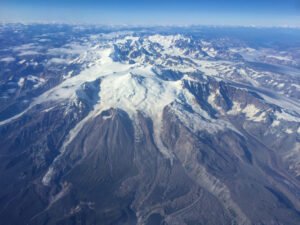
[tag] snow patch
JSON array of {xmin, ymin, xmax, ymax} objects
[
  {"xmin": 18, "ymin": 77, "xmax": 25, "ymax": 87},
  {"xmin": 272, "ymin": 120, "xmax": 280, "ymax": 127},
  {"xmin": 275, "ymin": 111, "xmax": 300, "ymax": 123},
  {"xmin": 228, "ymin": 102, "xmax": 265, "ymax": 122},
  {"xmin": 285, "ymin": 128, "xmax": 293, "ymax": 134}
]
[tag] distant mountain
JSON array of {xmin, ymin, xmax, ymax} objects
[{"xmin": 0, "ymin": 24, "xmax": 300, "ymax": 225}]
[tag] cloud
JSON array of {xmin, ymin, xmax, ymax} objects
[
  {"xmin": 13, "ymin": 43, "xmax": 37, "ymax": 51},
  {"xmin": 13, "ymin": 43, "xmax": 43, "ymax": 56},
  {"xmin": 47, "ymin": 57, "xmax": 70, "ymax": 65},
  {"xmin": 18, "ymin": 50, "xmax": 40, "ymax": 56},
  {"xmin": 47, "ymin": 44, "xmax": 85, "ymax": 55},
  {"xmin": 0, "ymin": 57, "xmax": 15, "ymax": 63},
  {"xmin": 37, "ymin": 38, "xmax": 50, "ymax": 42}
]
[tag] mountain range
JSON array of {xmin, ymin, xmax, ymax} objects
[{"xmin": 0, "ymin": 24, "xmax": 300, "ymax": 225}]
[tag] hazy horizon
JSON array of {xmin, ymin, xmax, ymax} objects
[{"xmin": 0, "ymin": 0, "xmax": 300, "ymax": 27}]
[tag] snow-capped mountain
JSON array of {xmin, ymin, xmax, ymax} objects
[{"xmin": 0, "ymin": 24, "xmax": 300, "ymax": 225}]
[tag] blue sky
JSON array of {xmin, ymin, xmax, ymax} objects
[{"xmin": 0, "ymin": 0, "xmax": 300, "ymax": 26}]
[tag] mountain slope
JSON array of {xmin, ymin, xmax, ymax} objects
[{"xmin": 0, "ymin": 25, "xmax": 300, "ymax": 225}]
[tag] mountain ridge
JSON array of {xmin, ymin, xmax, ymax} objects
[{"xmin": 0, "ymin": 25, "xmax": 299, "ymax": 225}]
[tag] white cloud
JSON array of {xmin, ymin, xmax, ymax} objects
[
  {"xmin": 47, "ymin": 58, "xmax": 69, "ymax": 65},
  {"xmin": 0, "ymin": 57, "xmax": 15, "ymax": 63},
  {"xmin": 18, "ymin": 50, "xmax": 40, "ymax": 56}
]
